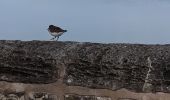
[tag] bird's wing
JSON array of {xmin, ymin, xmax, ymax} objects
[
  {"xmin": 54, "ymin": 26, "xmax": 63, "ymax": 31},
  {"xmin": 48, "ymin": 25, "xmax": 65, "ymax": 33}
]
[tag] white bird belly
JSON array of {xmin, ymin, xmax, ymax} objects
[{"xmin": 49, "ymin": 32, "xmax": 64, "ymax": 36}]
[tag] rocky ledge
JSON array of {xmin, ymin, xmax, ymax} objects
[{"xmin": 0, "ymin": 40, "xmax": 170, "ymax": 93}]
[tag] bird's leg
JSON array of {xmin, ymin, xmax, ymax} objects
[
  {"xmin": 50, "ymin": 37, "xmax": 54, "ymax": 40},
  {"xmin": 56, "ymin": 36, "xmax": 59, "ymax": 41},
  {"xmin": 50, "ymin": 36, "xmax": 56, "ymax": 40}
]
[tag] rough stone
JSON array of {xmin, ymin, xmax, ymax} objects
[
  {"xmin": 0, "ymin": 40, "xmax": 59, "ymax": 84},
  {"xmin": 0, "ymin": 40, "xmax": 170, "ymax": 93}
]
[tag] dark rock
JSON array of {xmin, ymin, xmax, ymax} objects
[
  {"xmin": 0, "ymin": 40, "xmax": 170, "ymax": 93},
  {"xmin": 63, "ymin": 42, "xmax": 170, "ymax": 93},
  {"xmin": 0, "ymin": 40, "xmax": 60, "ymax": 84}
]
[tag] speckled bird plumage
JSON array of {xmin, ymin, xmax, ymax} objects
[{"xmin": 48, "ymin": 25, "xmax": 67, "ymax": 41}]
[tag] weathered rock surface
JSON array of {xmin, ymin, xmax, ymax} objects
[
  {"xmin": 0, "ymin": 40, "xmax": 170, "ymax": 94},
  {"xmin": 0, "ymin": 40, "xmax": 59, "ymax": 83}
]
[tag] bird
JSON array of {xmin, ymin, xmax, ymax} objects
[{"xmin": 47, "ymin": 25, "xmax": 67, "ymax": 41}]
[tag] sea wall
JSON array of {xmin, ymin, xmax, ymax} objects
[{"xmin": 0, "ymin": 40, "xmax": 170, "ymax": 100}]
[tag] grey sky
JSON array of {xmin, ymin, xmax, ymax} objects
[{"xmin": 0, "ymin": 0, "xmax": 170, "ymax": 44}]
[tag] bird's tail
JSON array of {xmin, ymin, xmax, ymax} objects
[{"xmin": 63, "ymin": 30, "xmax": 67, "ymax": 32}]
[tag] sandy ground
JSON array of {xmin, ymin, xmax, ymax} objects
[{"xmin": 0, "ymin": 81, "xmax": 170, "ymax": 100}]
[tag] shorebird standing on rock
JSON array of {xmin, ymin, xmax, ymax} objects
[{"xmin": 48, "ymin": 25, "xmax": 67, "ymax": 41}]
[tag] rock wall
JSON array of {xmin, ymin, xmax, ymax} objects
[{"xmin": 0, "ymin": 40, "xmax": 170, "ymax": 100}]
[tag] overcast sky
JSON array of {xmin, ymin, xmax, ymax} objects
[{"xmin": 0, "ymin": 0, "xmax": 170, "ymax": 44}]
